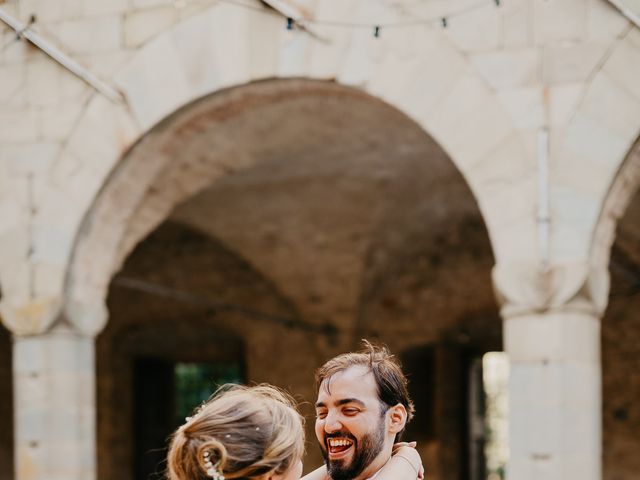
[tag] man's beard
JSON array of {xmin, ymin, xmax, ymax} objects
[{"xmin": 320, "ymin": 419, "xmax": 386, "ymax": 480}]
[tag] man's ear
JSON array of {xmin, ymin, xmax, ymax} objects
[{"xmin": 387, "ymin": 403, "xmax": 408, "ymax": 434}]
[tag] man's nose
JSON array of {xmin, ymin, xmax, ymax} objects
[{"xmin": 324, "ymin": 411, "xmax": 343, "ymax": 433}]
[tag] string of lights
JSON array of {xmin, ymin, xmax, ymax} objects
[{"xmin": 217, "ymin": 0, "xmax": 502, "ymax": 39}]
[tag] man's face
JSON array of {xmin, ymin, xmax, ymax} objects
[{"xmin": 315, "ymin": 365, "xmax": 392, "ymax": 480}]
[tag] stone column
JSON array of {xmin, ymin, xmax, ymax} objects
[
  {"xmin": 13, "ymin": 325, "xmax": 96, "ymax": 480},
  {"xmin": 493, "ymin": 262, "xmax": 609, "ymax": 480}
]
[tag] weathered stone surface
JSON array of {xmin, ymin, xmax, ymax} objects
[{"xmin": 0, "ymin": 1, "xmax": 639, "ymax": 479}]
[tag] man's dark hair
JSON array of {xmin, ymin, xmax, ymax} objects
[{"xmin": 315, "ymin": 340, "xmax": 415, "ymax": 436}]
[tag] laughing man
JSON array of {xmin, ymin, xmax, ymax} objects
[{"xmin": 312, "ymin": 341, "xmax": 421, "ymax": 480}]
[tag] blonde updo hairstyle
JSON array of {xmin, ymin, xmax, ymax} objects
[{"xmin": 167, "ymin": 384, "xmax": 305, "ymax": 480}]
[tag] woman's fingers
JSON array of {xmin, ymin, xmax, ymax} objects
[{"xmin": 392, "ymin": 441, "xmax": 417, "ymax": 454}]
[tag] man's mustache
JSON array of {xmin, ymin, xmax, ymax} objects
[{"xmin": 324, "ymin": 431, "xmax": 357, "ymax": 445}]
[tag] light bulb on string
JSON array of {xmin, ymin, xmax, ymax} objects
[{"xmin": 284, "ymin": 17, "xmax": 295, "ymax": 42}]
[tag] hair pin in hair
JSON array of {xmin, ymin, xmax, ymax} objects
[{"xmin": 203, "ymin": 451, "xmax": 225, "ymax": 480}]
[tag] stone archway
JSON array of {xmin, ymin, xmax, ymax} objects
[
  {"xmin": 77, "ymin": 78, "xmax": 500, "ymax": 480},
  {"xmin": 65, "ymin": 78, "xmax": 499, "ymax": 334}
]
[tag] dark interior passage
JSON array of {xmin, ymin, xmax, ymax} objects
[
  {"xmin": 0, "ymin": 322, "xmax": 12, "ymax": 480},
  {"xmin": 603, "ymin": 186, "xmax": 640, "ymax": 480}
]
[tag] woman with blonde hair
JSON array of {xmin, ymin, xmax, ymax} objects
[{"xmin": 167, "ymin": 383, "xmax": 423, "ymax": 480}]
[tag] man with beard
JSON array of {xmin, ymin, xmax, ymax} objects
[{"xmin": 313, "ymin": 341, "xmax": 420, "ymax": 480}]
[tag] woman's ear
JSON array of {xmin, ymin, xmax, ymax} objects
[{"xmin": 388, "ymin": 404, "xmax": 408, "ymax": 434}]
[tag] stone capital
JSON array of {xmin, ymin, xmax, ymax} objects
[
  {"xmin": 492, "ymin": 261, "xmax": 610, "ymax": 319},
  {"xmin": 64, "ymin": 298, "xmax": 109, "ymax": 337},
  {"xmin": 0, "ymin": 296, "xmax": 107, "ymax": 337},
  {"xmin": 0, "ymin": 297, "xmax": 63, "ymax": 336}
]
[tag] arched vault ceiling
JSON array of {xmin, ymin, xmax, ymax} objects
[
  {"xmin": 167, "ymin": 81, "xmax": 495, "ymax": 335},
  {"xmin": 69, "ymin": 80, "xmax": 495, "ymax": 336}
]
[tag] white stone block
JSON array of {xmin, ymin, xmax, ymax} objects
[
  {"xmin": 0, "ymin": 29, "xmax": 38, "ymax": 65},
  {"xmin": 628, "ymin": 25, "xmax": 640, "ymax": 50},
  {"xmin": 471, "ymin": 48, "xmax": 540, "ymax": 90},
  {"xmin": 0, "ymin": 62, "xmax": 26, "ymax": 105},
  {"xmin": 445, "ymin": 3, "xmax": 501, "ymax": 53},
  {"xmin": 13, "ymin": 334, "xmax": 47, "ymax": 372},
  {"xmin": 169, "ymin": 8, "xmax": 219, "ymax": 96},
  {"xmin": 64, "ymin": 96, "xmax": 139, "ymax": 173},
  {"xmin": 25, "ymin": 59, "xmax": 63, "ymax": 107},
  {"xmin": 171, "ymin": 3, "xmax": 250, "ymax": 97},
  {"xmin": 497, "ymin": 86, "xmax": 544, "ymax": 130},
  {"xmin": 336, "ymin": 28, "xmax": 376, "ymax": 87},
  {"xmin": 247, "ymin": 7, "xmax": 281, "ymax": 80},
  {"xmin": 0, "ymin": 196, "xmax": 22, "ymax": 237},
  {"xmin": 587, "ymin": 0, "xmax": 630, "ymax": 40},
  {"xmin": 533, "ymin": 0, "xmax": 587, "ymax": 44},
  {"xmin": 543, "ymin": 42, "xmax": 608, "ymax": 83},
  {"xmin": 505, "ymin": 312, "xmax": 600, "ymax": 363},
  {"xmin": 490, "ymin": 209, "xmax": 538, "ymax": 264},
  {"xmin": 30, "ymin": 222, "xmax": 75, "ymax": 264},
  {"xmin": 132, "ymin": 0, "xmax": 175, "ymax": 8},
  {"xmin": 18, "ymin": 0, "xmax": 83, "ymax": 22},
  {"xmin": 83, "ymin": 0, "xmax": 129, "ymax": 17},
  {"xmin": 39, "ymin": 104, "xmax": 85, "ymax": 141},
  {"xmin": 480, "ymin": 173, "xmax": 536, "ymax": 227},
  {"xmin": 31, "ymin": 261, "xmax": 66, "ymax": 299},
  {"xmin": 551, "ymin": 220, "xmax": 593, "ymax": 261},
  {"xmin": 307, "ymin": 1, "xmax": 355, "ymax": 79},
  {"xmin": 551, "ymin": 184, "xmax": 602, "ymax": 227},
  {"xmin": 501, "ymin": 0, "xmax": 531, "ymax": 48},
  {"xmin": 116, "ymin": 27, "xmax": 195, "ymax": 129},
  {"xmin": 124, "ymin": 6, "xmax": 178, "ymax": 48},
  {"xmin": 468, "ymin": 133, "xmax": 534, "ymax": 199},
  {"xmin": 0, "ymin": 107, "xmax": 39, "ymax": 142},
  {"xmin": 603, "ymin": 35, "xmax": 640, "ymax": 101},
  {"xmin": 0, "ymin": 256, "xmax": 31, "ymax": 305},
  {"xmin": 548, "ymin": 82, "xmax": 583, "ymax": 127},
  {"xmin": 423, "ymin": 74, "xmax": 514, "ymax": 169},
  {"xmin": 209, "ymin": 4, "xmax": 251, "ymax": 88},
  {"xmin": 578, "ymin": 71, "xmax": 640, "ymax": 141},
  {"xmin": 563, "ymin": 112, "xmax": 633, "ymax": 171},
  {"xmin": 373, "ymin": 29, "xmax": 468, "ymax": 125},
  {"xmin": 47, "ymin": 15, "xmax": 123, "ymax": 54},
  {"xmin": 0, "ymin": 142, "xmax": 60, "ymax": 174},
  {"xmin": 277, "ymin": 30, "xmax": 314, "ymax": 78}
]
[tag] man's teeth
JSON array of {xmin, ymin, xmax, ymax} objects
[{"xmin": 329, "ymin": 439, "xmax": 353, "ymax": 447}]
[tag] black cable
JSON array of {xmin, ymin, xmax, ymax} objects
[{"xmin": 218, "ymin": 0, "xmax": 499, "ymax": 30}]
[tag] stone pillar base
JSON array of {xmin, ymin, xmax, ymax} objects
[
  {"xmin": 13, "ymin": 326, "xmax": 96, "ymax": 480},
  {"xmin": 505, "ymin": 311, "xmax": 601, "ymax": 480}
]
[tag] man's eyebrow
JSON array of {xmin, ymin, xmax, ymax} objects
[
  {"xmin": 315, "ymin": 398, "xmax": 366, "ymax": 408},
  {"xmin": 337, "ymin": 398, "xmax": 366, "ymax": 407}
]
